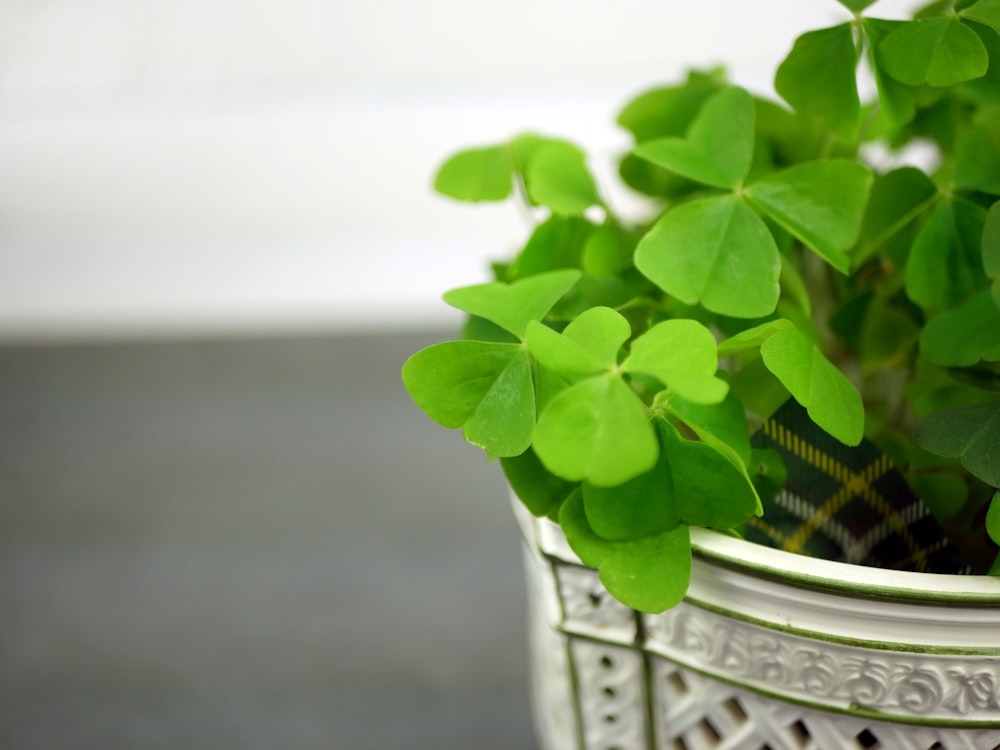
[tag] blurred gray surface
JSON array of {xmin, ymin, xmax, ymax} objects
[{"xmin": 0, "ymin": 330, "xmax": 537, "ymax": 749}]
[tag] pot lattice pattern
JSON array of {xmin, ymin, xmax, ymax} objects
[{"xmin": 524, "ymin": 550, "xmax": 1000, "ymax": 750}]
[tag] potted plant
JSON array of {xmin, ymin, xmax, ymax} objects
[{"xmin": 403, "ymin": 0, "xmax": 1000, "ymax": 746}]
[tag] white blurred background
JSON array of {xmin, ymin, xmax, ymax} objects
[{"xmin": 0, "ymin": 0, "xmax": 918, "ymax": 341}]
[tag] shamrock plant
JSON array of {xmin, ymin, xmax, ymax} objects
[{"xmin": 403, "ymin": 0, "xmax": 1000, "ymax": 613}]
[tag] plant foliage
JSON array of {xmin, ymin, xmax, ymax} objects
[{"xmin": 404, "ymin": 0, "xmax": 1000, "ymax": 612}]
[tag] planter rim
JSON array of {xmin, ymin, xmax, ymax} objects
[
  {"xmin": 516, "ymin": 495, "xmax": 1000, "ymax": 648},
  {"xmin": 690, "ymin": 527, "xmax": 1000, "ymax": 605}
]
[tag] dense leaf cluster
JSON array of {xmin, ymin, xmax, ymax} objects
[{"xmin": 404, "ymin": 0, "xmax": 1000, "ymax": 612}]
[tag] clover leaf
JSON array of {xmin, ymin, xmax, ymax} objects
[
  {"xmin": 509, "ymin": 215, "xmax": 593, "ymax": 279},
  {"xmin": 986, "ymin": 202, "xmax": 1000, "ymax": 308},
  {"xmin": 532, "ymin": 372, "xmax": 658, "ymax": 487},
  {"xmin": 836, "ymin": 0, "xmax": 880, "ymax": 11},
  {"xmin": 960, "ymin": 0, "xmax": 1000, "ymax": 35},
  {"xmin": 661, "ymin": 390, "xmax": 752, "ymax": 467},
  {"xmin": 717, "ymin": 319, "xmax": 795, "ymax": 356},
  {"xmin": 560, "ymin": 489, "xmax": 691, "ymax": 613},
  {"xmin": 632, "ymin": 86, "xmax": 755, "ymax": 190},
  {"xmin": 864, "ymin": 18, "xmax": 918, "ymax": 128},
  {"xmin": 655, "ymin": 419, "xmax": 760, "ymax": 528},
  {"xmin": 401, "ymin": 341, "xmax": 534, "ymax": 457},
  {"xmin": 634, "ymin": 195, "xmax": 781, "ymax": 318},
  {"xmin": 879, "ymin": 16, "xmax": 988, "ymax": 87},
  {"xmin": 433, "ymin": 144, "xmax": 514, "ymax": 202},
  {"xmin": 955, "ymin": 128, "xmax": 1000, "ymax": 196},
  {"xmin": 581, "ymin": 444, "xmax": 680, "ymax": 541},
  {"xmin": 524, "ymin": 141, "xmax": 602, "ymax": 215},
  {"xmin": 988, "ymin": 492, "xmax": 1000, "ymax": 546},
  {"xmin": 746, "ymin": 160, "xmax": 873, "ymax": 274},
  {"xmin": 913, "ymin": 399, "xmax": 1000, "ymax": 487},
  {"xmin": 775, "ymin": 23, "xmax": 861, "ymax": 142},
  {"xmin": 760, "ymin": 327, "xmax": 865, "ymax": 446},
  {"xmin": 920, "ymin": 289, "xmax": 1000, "ymax": 366},
  {"xmin": 526, "ymin": 306, "xmax": 630, "ymax": 379},
  {"xmin": 443, "ymin": 269, "xmax": 581, "ymax": 339},
  {"xmin": 616, "ymin": 68, "xmax": 727, "ymax": 142},
  {"xmin": 622, "ymin": 319, "xmax": 729, "ymax": 404},
  {"xmin": 905, "ymin": 199, "xmax": 988, "ymax": 311},
  {"xmin": 403, "ymin": 270, "xmax": 583, "ymax": 457},
  {"xmin": 433, "ymin": 135, "xmax": 601, "ymax": 215},
  {"xmin": 856, "ymin": 166, "xmax": 937, "ymax": 264},
  {"xmin": 985, "ymin": 202, "xmax": 1000, "ymax": 280}
]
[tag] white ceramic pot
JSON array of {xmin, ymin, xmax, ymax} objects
[{"xmin": 513, "ymin": 499, "xmax": 1000, "ymax": 750}]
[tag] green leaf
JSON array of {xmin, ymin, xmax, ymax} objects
[
  {"xmin": 433, "ymin": 144, "xmax": 513, "ymax": 202},
  {"xmin": 879, "ymin": 17, "xmax": 989, "ymax": 87},
  {"xmin": 730, "ymin": 357, "xmax": 791, "ymax": 419},
  {"xmin": 988, "ymin": 491, "xmax": 1000, "ymax": 545},
  {"xmin": 526, "ymin": 306, "xmax": 630, "ymax": 378},
  {"xmin": 533, "ymin": 373, "xmax": 658, "ymax": 486},
  {"xmin": 402, "ymin": 342, "xmax": 534, "ymax": 456},
  {"xmin": 755, "ymin": 98, "xmax": 827, "ymax": 167},
  {"xmin": 959, "ymin": 19, "xmax": 1000, "ymax": 105},
  {"xmin": 913, "ymin": 399, "xmax": 1000, "ymax": 487},
  {"xmin": 864, "ymin": 18, "xmax": 917, "ymax": 128},
  {"xmin": 631, "ymin": 87, "xmax": 755, "ymax": 189},
  {"xmin": 905, "ymin": 199, "xmax": 988, "ymax": 311},
  {"xmin": 534, "ymin": 361, "xmax": 571, "ymax": 414},
  {"xmin": 858, "ymin": 300, "xmax": 920, "ymax": 372},
  {"xmin": 920, "ymin": 289, "xmax": 1000, "ymax": 366},
  {"xmin": 780, "ymin": 254, "xmax": 813, "ymax": 318},
  {"xmin": 985, "ymin": 202, "xmax": 1000, "ymax": 278},
  {"xmin": 635, "ymin": 195, "xmax": 781, "ymax": 318},
  {"xmin": 501, "ymin": 448, "xmax": 575, "ymax": 518},
  {"xmin": 443, "ymin": 269, "xmax": 581, "ymax": 339},
  {"xmin": 461, "ymin": 315, "xmax": 519, "ymax": 344},
  {"xmin": 717, "ymin": 319, "xmax": 794, "ymax": 356},
  {"xmin": 616, "ymin": 69, "xmax": 727, "ymax": 142},
  {"xmin": 955, "ymin": 128, "xmax": 1000, "ymax": 196},
  {"xmin": 618, "ymin": 153, "xmax": 697, "ymax": 198},
  {"xmin": 774, "ymin": 23, "xmax": 861, "ymax": 142},
  {"xmin": 760, "ymin": 327, "xmax": 865, "ymax": 445},
  {"xmin": 623, "ymin": 319, "xmax": 729, "ymax": 404},
  {"xmin": 837, "ymin": 0, "xmax": 880, "ymax": 10},
  {"xmin": 509, "ymin": 215, "xmax": 593, "ymax": 279},
  {"xmin": 961, "ymin": 0, "xmax": 1000, "ymax": 34},
  {"xmin": 663, "ymin": 390, "xmax": 753, "ymax": 466},
  {"xmin": 560, "ymin": 490, "xmax": 691, "ymax": 613},
  {"xmin": 526, "ymin": 322, "xmax": 606, "ymax": 380},
  {"xmin": 581, "ymin": 449, "xmax": 680, "ymax": 541},
  {"xmin": 746, "ymin": 160, "xmax": 874, "ymax": 274},
  {"xmin": 856, "ymin": 166, "xmax": 937, "ymax": 264},
  {"xmin": 509, "ymin": 132, "xmax": 550, "ymax": 172},
  {"xmin": 562, "ymin": 306, "xmax": 632, "ymax": 368},
  {"xmin": 524, "ymin": 141, "xmax": 600, "ymax": 215},
  {"xmin": 914, "ymin": 0, "xmax": 956, "ymax": 18},
  {"xmin": 582, "ymin": 222, "xmax": 635, "ymax": 276},
  {"xmin": 657, "ymin": 420, "xmax": 760, "ymax": 529}
]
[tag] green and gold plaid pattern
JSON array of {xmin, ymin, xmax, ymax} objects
[{"xmin": 746, "ymin": 400, "xmax": 970, "ymax": 574}]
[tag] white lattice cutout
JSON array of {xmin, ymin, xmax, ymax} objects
[
  {"xmin": 649, "ymin": 661, "xmax": 1000, "ymax": 750},
  {"xmin": 572, "ymin": 640, "xmax": 649, "ymax": 750}
]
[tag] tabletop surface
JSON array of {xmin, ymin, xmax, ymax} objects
[{"xmin": 0, "ymin": 329, "xmax": 537, "ymax": 750}]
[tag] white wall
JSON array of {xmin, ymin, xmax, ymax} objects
[{"xmin": 0, "ymin": 0, "xmax": 917, "ymax": 340}]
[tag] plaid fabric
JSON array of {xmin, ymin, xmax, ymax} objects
[{"xmin": 746, "ymin": 400, "xmax": 970, "ymax": 574}]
